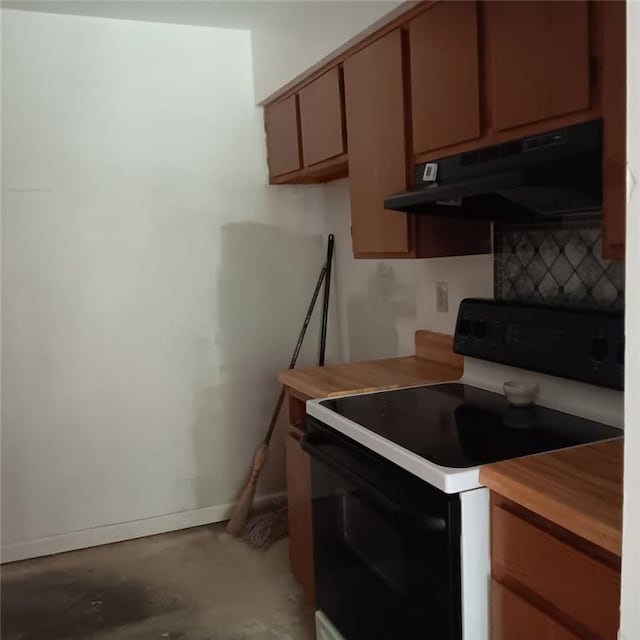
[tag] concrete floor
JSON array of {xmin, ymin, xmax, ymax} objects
[{"xmin": 1, "ymin": 524, "xmax": 315, "ymax": 640}]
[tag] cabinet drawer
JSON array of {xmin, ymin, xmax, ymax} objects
[
  {"xmin": 492, "ymin": 579, "xmax": 580, "ymax": 640},
  {"xmin": 492, "ymin": 505, "xmax": 619, "ymax": 639}
]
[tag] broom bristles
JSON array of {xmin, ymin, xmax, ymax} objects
[
  {"xmin": 243, "ymin": 507, "xmax": 288, "ymax": 549},
  {"xmin": 226, "ymin": 443, "xmax": 269, "ymax": 536}
]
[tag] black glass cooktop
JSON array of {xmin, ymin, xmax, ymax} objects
[{"xmin": 320, "ymin": 383, "xmax": 620, "ymax": 468}]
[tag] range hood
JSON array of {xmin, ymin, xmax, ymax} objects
[{"xmin": 384, "ymin": 120, "xmax": 602, "ymax": 219}]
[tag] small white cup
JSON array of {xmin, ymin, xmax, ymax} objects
[{"xmin": 503, "ymin": 380, "xmax": 539, "ymax": 407}]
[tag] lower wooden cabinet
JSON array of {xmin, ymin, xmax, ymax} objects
[
  {"xmin": 490, "ymin": 495, "xmax": 621, "ymax": 640},
  {"xmin": 285, "ymin": 395, "xmax": 315, "ymax": 604},
  {"xmin": 492, "ymin": 580, "xmax": 580, "ymax": 640}
]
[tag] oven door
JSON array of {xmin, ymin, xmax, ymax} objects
[{"xmin": 303, "ymin": 418, "xmax": 462, "ymax": 640}]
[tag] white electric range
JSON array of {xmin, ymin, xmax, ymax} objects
[{"xmin": 302, "ymin": 299, "xmax": 624, "ymax": 640}]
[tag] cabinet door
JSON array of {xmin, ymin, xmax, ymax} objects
[
  {"xmin": 298, "ymin": 67, "xmax": 346, "ymax": 167},
  {"xmin": 264, "ymin": 95, "xmax": 301, "ymax": 177},
  {"xmin": 601, "ymin": 0, "xmax": 626, "ymax": 259},
  {"xmin": 344, "ymin": 30, "xmax": 410, "ymax": 256},
  {"xmin": 285, "ymin": 426, "xmax": 315, "ymax": 604},
  {"xmin": 410, "ymin": 1, "xmax": 480, "ymax": 154},
  {"xmin": 492, "ymin": 504, "xmax": 620, "ymax": 639},
  {"xmin": 486, "ymin": 1, "xmax": 590, "ymax": 131},
  {"xmin": 491, "ymin": 580, "xmax": 580, "ymax": 640}
]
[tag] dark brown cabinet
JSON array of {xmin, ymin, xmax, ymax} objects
[
  {"xmin": 409, "ymin": 1, "xmax": 481, "ymax": 154},
  {"xmin": 264, "ymin": 96, "xmax": 301, "ymax": 178},
  {"xmin": 485, "ymin": 1, "xmax": 591, "ymax": 132},
  {"xmin": 284, "ymin": 395, "xmax": 314, "ymax": 604},
  {"xmin": 298, "ymin": 67, "xmax": 346, "ymax": 167},
  {"xmin": 344, "ymin": 30, "xmax": 411, "ymax": 257}
]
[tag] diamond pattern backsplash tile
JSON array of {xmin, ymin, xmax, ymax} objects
[{"xmin": 495, "ymin": 215, "xmax": 624, "ymax": 310}]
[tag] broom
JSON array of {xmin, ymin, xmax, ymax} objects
[{"xmin": 226, "ymin": 236, "xmax": 334, "ymax": 535}]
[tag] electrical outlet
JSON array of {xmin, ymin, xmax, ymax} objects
[{"xmin": 436, "ymin": 282, "xmax": 448, "ymax": 313}]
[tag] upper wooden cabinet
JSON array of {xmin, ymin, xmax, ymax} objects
[
  {"xmin": 409, "ymin": 1, "xmax": 481, "ymax": 154},
  {"xmin": 264, "ymin": 95, "xmax": 301, "ymax": 177},
  {"xmin": 344, "ymin": 29, "xmax": 491, "ymax": 259},
  {"xmin": 485, "ymin": 1, "xmax": 591, "ymax": 131},
  {"xmin": 264, "ymin": 67, "xmax": 347, "ymax": 183},
  {"xmin": 344, "ymin": 30, "xmax": 411, "ymax": 257},
  {"xmin": 262, "ymin": 0, "xmax": 625, "ymax": 260},
  {"xmin": 298, "ymin": 67, "xmax": 346, "ymax": 167}
]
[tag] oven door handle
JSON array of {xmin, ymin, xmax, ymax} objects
[{"xmin": 303, "ymin": 436, "xmax": 447, "ymax": 533}]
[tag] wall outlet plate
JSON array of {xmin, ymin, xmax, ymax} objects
[{"xmin": 436, "ymin": 282, "xmax": 448, "ymax": 313}]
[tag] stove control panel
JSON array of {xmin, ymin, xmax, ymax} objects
[{"xmin": 454, "ymin": 299, "xmax": 624, "ymax": 390}]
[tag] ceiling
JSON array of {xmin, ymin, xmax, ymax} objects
[{"xmin": 0, "ymin": 0, "xmax": 397, "ymax": 31}]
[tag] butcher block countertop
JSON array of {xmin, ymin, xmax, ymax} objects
[
  {"xmin": 480, "ymin": 438, "xmax": 624, "ymax": 556},
  {"xmin": 279, "ymin": 355, "xmax": 462, "ymax": 399},
  {"xmin": 279, "ymin": 330, "xmax": 462, "ymax": 400}
]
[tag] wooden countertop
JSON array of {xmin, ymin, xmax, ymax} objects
[
  {"xmin": 279, "ymin": 355, "xmax": 462, "ymax": 399},
  {"xmin": 480, "ymin": 438, "xmax": 624, "ymax": 556},
  {"xmin": 279, "ymin": 330, "xmax": 462, "ymax": 399}
]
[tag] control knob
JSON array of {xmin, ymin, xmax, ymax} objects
[
  {"xmin": 456, "ymin": 318, "xmax": 471, "ymax": 337},
  {"xmin": 473, "ymin": 320, "xmax": 487, "ymax": 340}
]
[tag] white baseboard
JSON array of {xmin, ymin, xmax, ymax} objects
[{"xmin": 1, "ymin": 491, "xmax": 286, "ymax": 564}]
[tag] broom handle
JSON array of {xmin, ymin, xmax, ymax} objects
[
  {"xmin": 263, "ymin": 263, "xmax": 328, "ymax": 446},
  {"xmin": 318, "ymin": 234, "xmax": 334, "ymax": 367},
  {"xmin": 263, "ymin": 388, "xmax": 287, "ymax": 447},
  {"xmin": 287, "ymin": 264, "xmax": 327, "ymax": 370}
]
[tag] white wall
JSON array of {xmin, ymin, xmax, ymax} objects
[
  {"xmin": 250, "ymin": 0, "xmax": 403, "ymax": 102},
  {"xmin": 0, "ymin": 0, "xmax": 493, "ymax": 562},
  {"xmin": 1, "ymin": 9, "xmax": 337, "ymax": 560},
  {"xmin": 323, "ymin": 181, "xmax": 493, "ymax": 362},
  {"xmin": 621, "ymin": 1, "xmax": 640, "ymax": 636}
]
